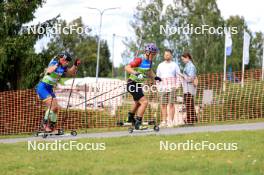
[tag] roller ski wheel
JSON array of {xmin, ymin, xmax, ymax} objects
[
  {"xmin": 71, "ymin": 130, "xmax": 77, "ymax": 136},
  {"xmin": 154, "ymin": 125, "xmax": 160, "ymax": 132},
  {"xmin": 128, "ymin": 128, "xmax": 134, "ymax": 133},
  {"xmin": 57, "ymin": 129, "xmax": 64, "ymax": 135},
  {"xmin": 42, "ymin": 133, "xmax": 48, "ymax": 138},
  {"xmin": 33, "ymin": 132, "xmax": 39, "ymax": 137}
]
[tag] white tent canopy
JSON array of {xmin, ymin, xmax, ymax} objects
[{"xmin": 56, "ymin": 77, "xmax": 126, "ymax": 115}]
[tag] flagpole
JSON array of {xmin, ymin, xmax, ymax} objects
[
  {"xmin": 262, "ymin": 38, "xmax": 264, "ymax": 81},
  {"xmin": 241, "ymin": 31, "xmax": 245, "ymax": 88},
  {"xmin": 223, "ymin": 34, "xmax": 227, "ymax": 91}
]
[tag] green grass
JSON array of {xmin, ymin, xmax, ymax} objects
[{"xmin": 0, "ymin": 130, "xmax": 264, "ymax": 175}]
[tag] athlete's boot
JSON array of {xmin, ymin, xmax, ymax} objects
[
  {"xmin": 127, "ymin": 112, "xmax": 136, "ymax": 125},
  {"xmin": 135, "ymin": 116, "xmax": 147, "ymax": 130},
  {"xmin": 49, "ymin": 122, "xmax": 57, "ymax": 132},
  {"xmin": 42, "ymin": 119, "xmax": 52, "ymax": 132}
]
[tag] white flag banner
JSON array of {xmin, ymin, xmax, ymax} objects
[
  {"xmin": 225, "ymin": 31, "xmax": 232, "ymax": 56},
  {"xmin": 243, "ymin": 31, "xmax": 251, "ymax": 65}
]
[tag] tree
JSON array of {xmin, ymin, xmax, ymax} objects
[
  {"xmin": 124, "ymin": 0, "xmax": 167, "ymax": 69},
  {"xmin": 127, "ymin": 0, "xmax": 226, "ymax": 73},
  {"xmin": 163, "ymin": 0, "xmax": 191, "ymax": 68},
  {"xmin": 250, "ymin": 32, "xmax": 263, "ymax": 69},
  {"xmin": 183, "ymin": 0, "xmax": 225, "ymax": 73},
  {"xmin": 127, "ymin": 0, "xmax": 263, "ymax": 74},
  {"xmin": 43, "ymin": 17, "xmax": 112, "ymax": 78},
  {"xmin": 225, "ymin": 15, "xmax": 261, "ymax": 72},
  {"xmin": 0, "ymin": 0, "xmax": 61, "ymax": 90}
]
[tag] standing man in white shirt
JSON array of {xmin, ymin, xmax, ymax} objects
[{"xmin": 156, "ymin": 49, "xmax": 181, "ymax": 127}]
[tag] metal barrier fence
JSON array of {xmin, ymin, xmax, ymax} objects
[{"xmin": 0, "ymin": 69, "xmax": 263, "ymax": 135}]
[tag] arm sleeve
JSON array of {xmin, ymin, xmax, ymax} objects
[
  {"xmin": 129, "ymin": 58, "xmax": 142, "ymax": 68},
  {"xmin": 48, "ymin": 58, "xmax": 58, "ymax": 67}
]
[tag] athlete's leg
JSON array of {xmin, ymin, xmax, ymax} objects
[
  {"xmin": 131, "ymin": 101, "xmax": 140, "ymax": 114},
  {"xmin": 136, "ymin": 96, "xmax": 148, "ymax": 117},
  {"xmin": 36, "ymin": 82, "xmax": 58, "ymax": 131},
  {"xmin": 127, "ymin": 101, "xmax": 140, "ymax": 123},
  {"xmin": 43, "ymin": 97, "xmax": 60, "ymax": 131},
  {"xmin": 127, "ymin": 81, "xmax": 140, "ymax": 123},
  {"xmin": 134, "ymin": 96, "xmax": 148, "ymax": 129}
]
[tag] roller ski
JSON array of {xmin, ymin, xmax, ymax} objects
[
  {"xmin": 127, "ymin": 116, "xmax": 160, "ymax": 134},
  {"xmin": 34, "ymin": 119, "xmax": 77, "ymax": 138},
  {"xmin": 117, "ymin": 112, "xmax": 160, "ymax": 134}
]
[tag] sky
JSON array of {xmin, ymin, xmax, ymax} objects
[{"xmin": 30, "ymin": 0, "xmax": 264, "ymax": 67}]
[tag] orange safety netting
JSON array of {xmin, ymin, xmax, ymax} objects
[{"xmin": 0, "ymin": 69, "xmax": 263, "ymax": 135}]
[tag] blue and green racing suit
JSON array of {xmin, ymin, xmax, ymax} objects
[{"xmin": 36, "ymin": 58, "xmax": 68, "ymax": 101}]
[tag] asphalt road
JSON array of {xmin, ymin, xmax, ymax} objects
[{"xmin": 1, "ymin": 122, "xmax": 264, "ymax": 144}]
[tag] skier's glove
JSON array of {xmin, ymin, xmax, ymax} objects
[
  {"xmin": 74, "ymin": 58, "xmax": 81, "ymax": 66},
  {"xmin": 135, "ymin": 73, "xmax": 145, "ymax": 80}
]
